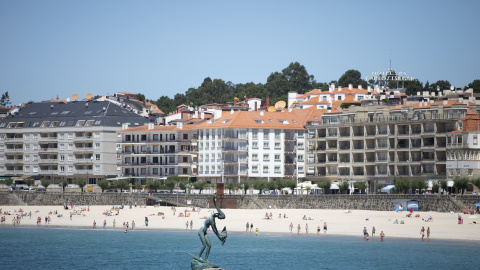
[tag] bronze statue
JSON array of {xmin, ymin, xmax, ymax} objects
[{"xmin": 189, "ymin": 193, "xmax": 227, "ymax": 270}]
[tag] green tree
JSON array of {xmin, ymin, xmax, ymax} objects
[
  {"xmin": 59, "ymin": 180, "xmax": 68, "ymax": 192},
  {"xmin": 468, "ymin": 79, "xmax": 480, "ymax": 93},
  {"xmin": 74, "ymin": 179, "xmax": 87, "ymax": 192},
  {"xmin": 4, "ymin": 178, "xmax": 13, "ymax": 187},
  {"xmin": 432, "ymin": 181, "xmax": 440, "ymax": 194},
  {"xmin": 226, "ymin": 182, "xmax": 235, "ymax": 195},
  {"xmin": 253, "ymin": 180, "xmax": 267, "ymax": 194},
  {"xmin": 24, "ymin": 179, "xmax": 34, "ymax": 189},
  {"xmin": 431, "ymin": 80, "xmax": 451, "ymax": 91},
  {"xmin": 165, "ymin": 179, "xmax": 176, "ymax": 192},
  {"xmin": 472, "ymin": 178, "xmax": 480, "ymax": 190},
  {"xmin": 116, "ymin": 180, "xmax": 129, "ymax": 192},
  {"xmin": 394, "ymin": 177, "xmax": 411, "ymax": 194},
  {"xmin": 146, "ymin": 180, "xmax": 161, "ymax": 193},
  {"xmin": 0, "ymin": 91, "xmax": 10, "ymax": 107},
  {"xmin": 439, "ymin": 180, "xmax": 448, "ymax": 193},
  {"xmin": 193, "ymin": 181, "xmax": 206, "ymax": 194},
  {"xmin": 137, "ymin": 93, "xmax": 146, "ymax": 102},
  {"xmin": 453, "ymin": 177, "xmax": 469, "ymax": 195},
  {"xmin": 97, "ymin": 180, "xmax": 109, "ymax": 192},
  {"xmin": 338, "ymin": 69, "xmax": 367, "ymax": 88},
  {"xmin": 376, "ymin": 183, "xmax": 384, "ymax": 193},
  {"xmin": 155, "ymin": 95, "xmax": 175, "ymax": 115},
  {"xmin": 339, "ymin": 181, "xmax": 350, "ymax": 194},
  {"xmin": 317, "ymin": 181, "xmax": 331, "ymax": 194},
  {"xmin": 353, "ymin": 181, "xmax": 367, "ymax": 194},
  {"xmin": 41, "ymin": 179, "xmax": 50, "ymax": 189},
  {"xmin": 240, "ymin": 180, "xmax": 251, "ymax": 195},
  {"xmin": 411, "ymin": 179, "xmax": 428, "ymax": 194}
]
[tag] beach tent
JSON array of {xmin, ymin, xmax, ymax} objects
[
  {"xmin": 381, "ymin": 185, "xmax": 396, "ymax": 194},
  {"xmin": 474, "ymin": 203, "xmax": 480, "ymax": 207}
]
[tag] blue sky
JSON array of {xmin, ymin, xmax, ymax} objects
[{"xmin": 1, "ymin": 0, "xmax": 479, "ymax": 106}]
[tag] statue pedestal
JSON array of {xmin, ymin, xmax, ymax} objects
[{"xmin": 188, "ymin": 253, "xmax": 224, "ymax": 270}]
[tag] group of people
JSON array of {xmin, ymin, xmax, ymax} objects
[
  {"xmin": 363, "ymin": 226, "xmax": 385, "ymax": 241},
  {"xmin": 420, "ymin": 226, "xmax": 431, "ymax": 240},
  {"xmin": 288, "ymin": 221, "xmax": 327, "ymax": 235},
  {"xmin": 185, "ymin": 220, "xmax": 193, "ymax": 230}
]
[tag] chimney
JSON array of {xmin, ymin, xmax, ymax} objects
[
  {"xmin": 230, "ymin": 109, "xmax": 234, "ymax": 114},
  {"xmin": 51, "ymin": 105, "xmax": 54, "ymax": 109},
  {"xmin": 122, "ymin": 123, "xmax": 129, "ymax": 130},
  {"xmin": 176, "ymin": 122, "xmax": 183, "ymax": 129},
  {"xmin": 358, "ymin": 85, "xmax": 362, "ymax": 90},
  {"xmin": 194, "ymin": 110, "xmax": 198, "ymax": 118},
  {"xmin": 327, "ymin": 106, "xmax": 331, "ymax": 113},
  {"xmin": 348, "ymin": 84, "xmax": 353, "ymax": 90},
  {"xmin": 260, "ymin": 110, "xmax": 264, "ymax": 116},
  {"xmin": 416, "ymin": 92, "xmax": 420, "ymax": 96},
  {"xmin": 148, "ymin": 123, "xmax": 154, "ymax": 130},
  {"xmin": 330, "ymin": 83, "xmax": 335, "ymax": 92},
  {"xmin": 266, "ymin": 96, "xmax": 270, "ymax": 108},
  {"xmin": 86, "ymin": 102, "xmax": 89, "ymax": 108},
  {"xmin": 338, "ymin": 86, "xmax": 342, "ymax": 92},
  {"xmin": 201, "ymin": 112, "xmax": 204, "ymax": 119}
]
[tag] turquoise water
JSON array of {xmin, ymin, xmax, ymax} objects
[{"xmin": 1, "ymin": 227, "xmax": 479, "ymax": 269}]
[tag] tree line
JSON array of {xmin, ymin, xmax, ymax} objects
[{"xmin": 143, "ymin": 62, "xmax": 480, "ymax": 115}]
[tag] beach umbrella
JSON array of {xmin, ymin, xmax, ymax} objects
[
  {"xmin": 474, "ymin": 203, "xmax": 480, "ymax": 207},
  {"xmin": 156, "ymin": 200, "xmax": 162, "ymax": 202},
  {"xmin": 468, "ymin": 215, "xmax": 477, "ymax": 219}
]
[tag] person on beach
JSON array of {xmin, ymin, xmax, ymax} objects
[
  {"xmin": 420, "ymin": 226, "xmax": 425, "ymax": 240},
  {"xmin": 427, "ymin": 227, "xmax": 430, "ymax": 238},
  {"xmin": 372, "ymin": 226, "xmax": 376, "ymax": 237},
  {"xmin": 250, "ymin": 223, "xmax": 253, "ymax": 232},
  {"xmin": 363, "ymin": 227, "xmax": 367, "ymax": 238},
  {"xmin": 186, "ymin": 221, "xmax": 189, "ymax": 230},
  {"xmin": 246, "ymin": 222, "xmax": 249, "ymax": 232},
  {"xmin": 93, "ymin": 220, "xmax": 96, "ymax": 229},
  {"xmin": 380, "ymin": 231, "xmax": 385, "ymax": 242},
  {"xmin": 365, "ymin": 233, "xmax": 369, "ymax": 241},
  {"xmin": 126, "ymin": 222, "xmax": 129, "ymax": 230},
  {"xmin": 145, "ymin": 217, "xmax": 149, "ymax": 227},
  {"xmin": 132, "ymin": 220, "xmax": 135, "ymax": 230},
  {"xmin": 297, "ymin": 224, "xmax": 301, "ymax": 234},
  {"xmin": 103, "ymin": 219, "xmax": 106, "ymax": 229},
  {"xmin": 70, "ymin": 212, "xmax": 72, "ymax": 221},
  {"xmin": 113, "ymin": 219, "xmax": 116, "ymax": 229},
  {"xmin": 317, "ymin": 225, "xmax": 321, "ymax": 235},
  {"xmin": 190, "ymin": 220, "xmax": 193, "ymax": 230},
  {"xmin": 255, "ymin": 228, "xmax": 259, "ymax": 237},
  {"xmin": 289, "ymin": 222, "xmax": 293, "ymax": 232},
  {"xmin": 323, "ymin": 222, "xmax": 327, "ymax": 233},
  {"xmin": 305, "ymin": 223, "xmax": 309, "ymax": 234}
]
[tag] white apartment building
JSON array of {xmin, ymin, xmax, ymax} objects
[
  {"xmin": 196, "ymin": 110, "xmax": 310, "ymax": 184},
  {"xmin": 0, "ymin": 100, "xmax": 150, "ymax": 184}
]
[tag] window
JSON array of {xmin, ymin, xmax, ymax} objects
[
  {"xmin": 60, "ymin": 155, "xmax": 65, "ymax": 161},
  {"xmin": 24, "ymin": 166, "xmax": 30, "ymax": 173},
  {"xmin": 275, "ymin": 142, "xmax": 280, "ymax": 149},
  {"xmin": 297, "ymin": 143, "xmax": 304, "ymax": 150},
  {"xmin": 456, "ymin": 169, "xmax": 460, "ymax": 176},
  {"xmin": 252, "ymin": 142, "xmax": 258, "ymax": 149},
  {"xmin": 263, "ymin": 166, "xmax": 268, "ymax": 173},
  {"xmin": 252, "ymin": 165, "xmax": 258, "ymax": 173},
  {"xmin": 33, "ymin": 166, "xmax": 38, "ymax": 173},
  {"xmin": 468, "ymin": 169, "xmax": 473, "ymax": 176},
  {"xmin": 24, "ymin": 155, "xmax": 30, "ymax": 161},
  {"xmin": 95, "ymin": 143, "xmax": 100, "ymax": 149},
  {"xmin": 274, "ymin": 154, "xmax": 280, "ymax": 161},
  {"xmin": 33, "ymin": 144, "xmax": 38, "ymax": 151},
  {"xmin": 298, "ymin": 166, "xmax": 304, "ymax": 173},
  {"xmin": 33, "ymin": 155, "xmax": 38, "ymax": 161},
  {"xmin": 298, "ymin": 155, "xmax": 304, "ymax": 161},
  {"xmin": 60, "ymin": 166, "xmax": 65, "ymax": 172},
  {"xmin": 263, "ymin": 130, "xmax": 269, "ymax": 139},
  {"xmin": 96, "ymin": 154, "xmax": 100, "ymax": 161},
  {"xmin": 252, "ymin": 154, "xmax": 258, "ymax": 161},
  {"xmin": 252, "ymin": 129, "xmax": 258, "ymax": 139},
  {"xmin": 59, "ymin": 144, "xmax": 65, "ymax": 150},
  {"xmin": 24, "ymin": 144, "xmax": 30, "ymax": 151},
  {"xmin": 474, "ymin": 135, "xmax": 478, "ymax": 145},
  {"xmin": 274, "ymin": 166, "xmax": 280, "ymax": 173},
  {"xmin": 68, "ymin": 133, "xmax": 73, "ymax": 139},
  {"xmin": 68, "ymin": 155, "xmax": 73, "ymax": 161},
  {"xmin": 68, "ymin": 144, "xmax": 73, "ymax": 150},
  {"xmin": 94, "ymin": 132, "xmax": 100, "ymax": 139},
  {"xmin": 33, "ymin": 134, "xmax": 38, "ymax": 140},
  {"xmin": 263, "ymin": 154, "xmax": 269, "ymax": 161},
  {"xmin": 59, "ymin": 133, "xmax": 65, "ymax": 140},
  {"xmin": 95, "ymin": 165, "xmax": 100, "ymax": 172},
  {"xmin": 68, "ymin": 166, "xmax": 73, "ymax": 173},
  {"xmin": 263, "ymin": 142, "xmax": 269, "ymax": 149},
  {"xmin": 275, "ymin": 130, "xmax": 280, "ymax": 140},
  {"xmin": 322, "ymin": 96, "xmax": 327, "ymax": 101},
  {"xmin": 24, "ymin": 134, "xmax": 30, "ymax": 140},
  {"xmin": 449, "ymin": 169, "xmax": 453, "ymax": 176}
]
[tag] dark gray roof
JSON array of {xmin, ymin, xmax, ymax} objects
[{"xmin": 0, "ymin": 100, "xmax": 150, "ymax": 128}]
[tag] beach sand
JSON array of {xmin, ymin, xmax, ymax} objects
[{"xmin": 1, "ymin": 204, "xmax": 478, "ymax": 241}]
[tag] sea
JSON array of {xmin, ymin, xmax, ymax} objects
[{"xmin": 1, "ymin": 227, "xmax": 479, "ymax": 270}]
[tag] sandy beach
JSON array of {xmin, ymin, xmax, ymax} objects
[{"xmin": 1, "ymin": 204, "xmax": 479, "ymax": 241}]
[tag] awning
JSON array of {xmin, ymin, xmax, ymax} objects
[{"xmin": 381, "ymin": 185, "xmax": 396, "ymax": 192}]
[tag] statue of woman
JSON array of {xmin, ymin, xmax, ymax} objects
[{"xmin": 198, "ymin": 193, "xmax": 227, "ymax": 261}]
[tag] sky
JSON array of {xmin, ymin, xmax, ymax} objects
[{"xmin": 1, "ymin": 0, "xmax": 479, "ymax": 107}]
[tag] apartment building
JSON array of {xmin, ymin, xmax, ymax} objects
[
  {"xmin": 117, "ymin": 123, "xmax": 198, "ymax": 183},
  {"xmin": 195, "ymin": 109, "xmax": 310, "ymax": 184},
  {"xmin": 0, "ymin": 100, "xmax": 150, "ymax": 184},
  {"xmin": 304, "ymin": 100, "xmax": 473, "ymax": 183}
]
